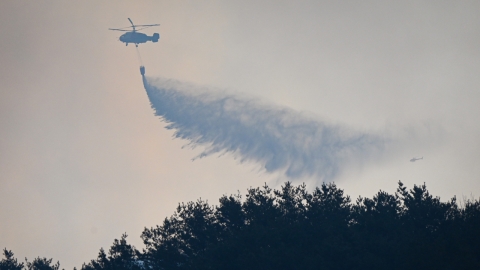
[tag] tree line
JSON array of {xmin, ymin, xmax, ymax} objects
[{"xmin": 2, "ymin": 181, "xmax": 479, "ymax": 269}]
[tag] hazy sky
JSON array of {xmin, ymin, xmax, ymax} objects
[{"xmin": 1, "ymin": 1, "xmax": 480, "ymax": 269}]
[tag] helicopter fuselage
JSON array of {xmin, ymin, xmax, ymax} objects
[{"xmin": 119, "ymin": 31, "xmax": 159, "ymax": 46}]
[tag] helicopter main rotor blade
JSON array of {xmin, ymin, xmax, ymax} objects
[
  {"xmin": 128, "ymin": 18, "xmax": 136, "ymax": 32},
  {"xmin": 133, "ymin": 24, "xmax": 160, "ymax": 27},
  {"xmin": 135, "ymin": 26, "xmax": 160, "ymax": 31},
  {"xmin": 108, "ymin": 28, "xmax": 130, "ymax": 31},
  {"xmin": 109, "ymin": 19, "xmax": 159, "ymax": 32},
  {"xmin": 110, "ymin": 26, "xmax": 134, "ymax": 30},
  {"xmin": 112, "ymin": 24, "xmax": 159, "ymax": 28}
]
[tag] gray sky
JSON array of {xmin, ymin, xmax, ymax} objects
[{"xmin": 1, "ymin": 1, "xmax": 480, "ymax": 268}]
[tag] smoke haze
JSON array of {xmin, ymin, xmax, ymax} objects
[{"xmin": 143, "ymin": 76, "xmax": 386, "ymax": 180}]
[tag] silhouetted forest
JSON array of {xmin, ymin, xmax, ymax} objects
[{"xmin": 2, "ymin": 181, "xmax": 480, "ymax": 269}]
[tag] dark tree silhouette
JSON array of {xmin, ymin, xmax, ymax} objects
[
  {"xmin": 137, "ymin": 181, "xmax": 479, "ymax": 269},
  {"xmin": 0, "ymin": 249, "xmax": 62, "ymax": 270},
  {"xmin": 3, "ymin": 181, "xmax": 480, "ymax": 269},
  {"xmin": 81, "ymin": 234, "xmax": 141, "ymax": 270},
  {"xmin": 25, "ymin": 257, "xmax": 61, "ymax": 270},
  {"xmin": 0, "ymin": 249, "xmax": 24, "ymax": 270}
]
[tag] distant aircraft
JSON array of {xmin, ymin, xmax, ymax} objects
[
  {"xmin": 109, "ymin": 18, "xmax": 160, "ymax": 47},
  {"xmin": 410, "ymin": 157, "xmax": 423, "ymax": 162}
]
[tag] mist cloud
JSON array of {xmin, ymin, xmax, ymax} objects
[{"xmin": 143, "ymin": 76, "xmax": 385, "ymax": 180}]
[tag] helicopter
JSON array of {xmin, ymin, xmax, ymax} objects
[
  {"xmin": 109, "ymin": 18, "xmax": 160, "ymax": 47},
  {"xmin": 410, "ymin": 156, "xmax": 423, "ymax": 162}
]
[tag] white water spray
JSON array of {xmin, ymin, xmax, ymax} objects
[{"xmin": 142, "ymin": 77, "xmax": 386, "ymax": 180}]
